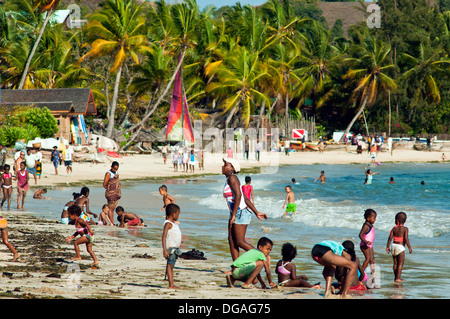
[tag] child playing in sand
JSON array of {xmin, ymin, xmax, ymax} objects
[
  {"xmin": 75, "ymin": 187, "xmax": 98, "ymax": 223},
  {"xmin": 311, "ymin": 240, "xmax": 357, "ymax": 298},
  {"xmin": 336, "ymin": 240, "xmax": 368, "ymax": 293},
  {"xmin": 159, "ymin": 185, "xmax": 175, "ymax": 212},
  {"xmin": 98, "ymin": 204, "xmax": 114, "ymax": 226},
  {"xmin": 116, "ymin": 206, "xmax": 143, "ymax": 227},
  {"xmin": 386, "ymin": 212, "xmax": 413, "ymax": 282},
  {"xmin": 241, "ymin": 176, "xmax": 254, "ymax": 204},
  {"xmin": 33, "ymin": 188, "xmax": 50, "ymax": 199},
  {"xmin": 61, "ymin": 192, "xmax": 81, "ymax": 224},
  {"xmin": 282, "ymin": 185, "xmax": 296, "ymax": 218},
  {"xmin": 359, "ymin": 209, "xmax": 377, "ymax": 275},
  {"xmin": 276, "ymin": 243, "xmax": 321, "ymax": 289},
  {"xmin": 65, "ymin": 205, "xmax": 98, "ymax": 266},
  {"xmin": 1, "ymin": 164, "xmax": 13, "ymax": 210},
  {"xmin": 162, "ymin": 203, "xmax": 182, "ymax": 289},
  {"xmin": 15, "ymin": 161, "xmax": 29, "ymax": 209},
  {"xmin": 226, "ymin": 236, "xmax": 276, "ymax": 289},
  {"xmin": 314, "ymin": 171, "xmax": 326, "ymax": 184},
  {"xmin": 0, "ymin": 213, "xmax": 19, "ymax": 262}
]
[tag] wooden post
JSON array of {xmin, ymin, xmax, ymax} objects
[{"xmin": 388, "ymin": 90, "xmax": 391, "ymax": 137}]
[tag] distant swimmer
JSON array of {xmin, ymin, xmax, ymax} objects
[
  {"xmin": 389, "ymin": 177, "xmax": 395, "ymax": 184},
  {"xmin": 291, "ymin": 178, "xmax": 299, "ymax": 185},
  {"xmin": 314, "ymin": 171, "xmax": 326, "ymax": 184}
]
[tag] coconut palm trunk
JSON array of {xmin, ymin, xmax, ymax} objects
[
  {"xmin": 18, "ymin": 8, "xmax": 54, "ymax": 89},
  {"xmin": 105, "ymin": 65, "xmax": 123, "ymax": 137},
  {"xmin": 344, "ymin": 97, "xmax": 367, "ymax": 137}
]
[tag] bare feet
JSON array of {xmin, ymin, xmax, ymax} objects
[{"xmin": 226, "ymin": 274, "xmax": 235, "ymax": 287}]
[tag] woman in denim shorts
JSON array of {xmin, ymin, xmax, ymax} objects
[{"xmin": 222, "ymin": 157, "xmax": 268, "ymax": 261}]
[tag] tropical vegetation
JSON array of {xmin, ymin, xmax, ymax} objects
[{"xmin": 0, "ymin": 0, "xmax": 449, "ymax": 146}]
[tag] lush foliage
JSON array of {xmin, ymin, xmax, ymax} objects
[
  {"xmin": 17, "ymin": 107, "xmax": 59, "ymax": 137},
  {"xmin": 1, "ymin": 0, "xmax": 449, "ymax": 140},
  {"xmin": 0, "ymin": 106, "xmax": 57, "ymax": 145}
]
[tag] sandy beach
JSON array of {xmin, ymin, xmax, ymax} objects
[{"xmin": 0, "ymin": 146, "xmax": 448, "ymax": 300}]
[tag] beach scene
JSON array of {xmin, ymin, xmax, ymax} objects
[
  {"xmin": 0, "ymin": 0, "xmax": 449, "ymax": 302},
  {"xmin": 0, "ymin": 149, "xmax": 449, "ymax": 300}
]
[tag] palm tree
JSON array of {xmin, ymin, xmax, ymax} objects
[
  {"xmin": 296, "ymin": 21, "xmax": 342, "ymax": 114},
  {"xmin": 261, "ymin": 0, "xmax": 309, "ymax": 119},
  {"xmin": 114, "ymin": 0, "xmax": 204, "ymax": 147},
  {"xmin": 205, "ymin": 45, "xmax": 271, "ymax": 127},
  {"xmin": 223, "ymin": 3, "xmax": 268, "ymax": 53},
  {"xmin": 400, "ymin": 42, "xmax": 450, "ymax": 104},
  {"xmin": 1, "ymin": 0, "xmax": 42, "ymax": 88},
  {"xmin": 266, "ymin": 43, "xmax": 303, "ymax": 119},
  {"xmin": 17, "ymin": 0, "xmax": 61, "ymax": 89},
  {"xmin": 262, "ymin": 0, "xmax": 308, "ymax": 51},
  {"xmin": 0, "ymin": 37, "xmax": 39, "ymax": 88},
  {"xmin": 80, "ymin": 0, "xmax": 150, "ymax": 138},
  {"xmin": 343, "ymin": 37, "xmax": 397, "ymax": 136}
]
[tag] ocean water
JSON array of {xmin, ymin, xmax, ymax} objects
[{"xmin": 22, "ymin": 162, "xmax": 449, "ymax": 299}]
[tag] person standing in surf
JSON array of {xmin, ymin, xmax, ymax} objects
[
  {"xmin": 222, "ymin": 157, "xmax": 267, "ymax": 261},
  {"xmin": 103, "ymin": 161, "xmax": 121, "ymax": 223}
]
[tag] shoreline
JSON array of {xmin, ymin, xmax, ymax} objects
[
  {"xmin": 0, "ymin": 148, "xmax": 448, "ymax": 299},
  {"xmin": 19, "ymin": 147, "xmax": 449, "ymax": 190}
]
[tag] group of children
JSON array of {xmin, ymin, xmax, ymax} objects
[
  {"xmin": 0, "ymin": 163, "xmax": 31, "ymax": 210},
  {"xmin": 56, "ymin": 186, "xmax": 145, "ymax": 266},
  {"xmin": 57, "ymin": 184, "xmax": 177, "ymax": 282},
  {"xmin": 159, "ymin": 173, "xmax": 413, "ymax": 296},
  {"xmin": 171, "ymin": 148, "xmax": 204, "ymax": 173},
  {"xmin": 0, "ymin": 162, "xmax": 414, "ymax": 297},
  {"xmin": 222, "ymin": 208, "xmax": 413, "ymax": 298}
]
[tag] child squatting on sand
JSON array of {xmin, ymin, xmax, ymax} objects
[
  {"xmin": 311, "ymin": 240, "xmax": 357, "ymax": 298},
  {"xmin": 335, "ymin": 240, "xmax": 368, "ymax": 293},
  {"xmin": 162, "ymin": 203, "xmax": 182, "ymax": 289},
  {"xmin": 116, "ymin": 206, "xmax": 143, "ymax": 227},
  {"xmin": 386, "ymin": 212, "xmax": 413, "ymax": 282},
  {"xmin": 98, "ymin": 204, "xmax": 114, "ymax": 226},
  {"xmin": 65, "ymin": 205, "xmax": 98, "ymax": 266},
  {"xmin": 226, "ymin": 237, "xmax": 276, "ymax": 289}
]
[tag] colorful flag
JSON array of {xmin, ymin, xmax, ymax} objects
[{"xmin": 166, "ymin": 54, "xmax": 194, "ymax": 143}]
